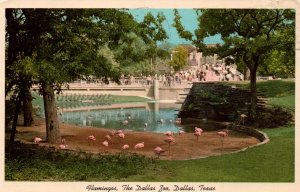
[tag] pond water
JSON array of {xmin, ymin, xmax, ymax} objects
[{"xmin": 58, "ymin": 102, "xmax": 184, "ymax": 133}]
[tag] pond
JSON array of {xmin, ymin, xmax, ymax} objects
[{"xmin": 48, "ymin": 102, "xmax": 183, "ymax": 133}]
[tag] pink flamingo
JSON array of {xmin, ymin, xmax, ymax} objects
[
  {"xmin": 144, "ymin": 122, "xmax": 148, "ymax": 131},
  {"xmin": 102, "ymin": 140, "xmax": 109, "ymax": 147},
  {"xmin": 105, "ymin": 135, "xmax": 111, "ymax": 141},
  {"xmin": 59, "ymin": 138, "xmax": 67, "ymax": 149},
  {"xmin": 117, "ymin": 132, "xmax": 125, "ymax": 144},
  {"xmin": 194, "ymin": 131, "xmax": 202, "ymax": 142},
  {"xmin": 241, "ymin": 114, "xmax": 247, "ymax": 118},
  {"xmin": 217, "ymin": 130, "xmax": 229, "ymax": 153},
  {"xmin": 164, "ymin": 131, "xmax": 173, "ymax": 137},
  {"xmin": 87, "ymin": 135, "xmax": 96, "ymax": 145},
  {"xmin": 240, "ymin": 114, "xmax": 247, "ymax": 125},
  {"xmin": 194, "ymin": 127, "xmax": 204, "ymax": 142},
  {"xmin": 195, "ymin": 127, "xmax": 203, "ymax": 133},
  {"xmin": 87, "ymin": 135, "xmax": 96, "ymax": 140},
  {"xmin": 122, "ymin": 144, "xmax": 129, "ymax": 150},
  {"xmin": 118, "ymin": 132, "xmax": 125, "ymax": 138},
  {"xmin": 217, "ymin": 131, "xmax": 228, "ymax": 137},
  {"xmin": 61, "ymin": 138, "xmax": 66, "ymax": 144},
  {"xmin": 110, "ymin": 130, "xmax": 116, "ymax": 136},
  {"xmin": 179, "ymin": 130, "xmax": 185, "ymax": 135},
  {"xmin": 34, "ymin": 137, "xmax": 42, "ymax": 144},
  {"xmin": 158, "ymin": 119, "xmax": 164, "ymax": 123},
  {"xmin": 154, "ymin": 146, "xmax": 165, "ymax": 159},
  {"xmin": 164, "ymin": 136, "xmax": 175, "ymax": 155},
  {"xmin": 134, "ymin": 142, "xmax": 145, "ymax": 149},
  {"xmin": 59, "ymin": 144, "xmax": 67, "ymax": 150},
  {"xmin": 175, "ymin": 119, "xmax": 181, "ymax": 125},
  {"xmin": 123, "ymin": 120, "xmax": 129, "ymax": 126}
]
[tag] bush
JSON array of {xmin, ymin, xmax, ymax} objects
[
  {"xmin": 5, "ymin": 142, "xmax": 155, "ymax": 181},
  {"xmin": 257, "ymin": 107, "xmax": 293, "ymax": 128}
]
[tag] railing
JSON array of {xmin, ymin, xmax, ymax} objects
[{"xmin": 66, "ymin": 78, "xmax": 194, "ymax": 89}]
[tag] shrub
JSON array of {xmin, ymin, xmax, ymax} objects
[
  {"xmin": 257, "ymin": 107, "xmax": 293, "ymax": 128},
  {"xmin": 5, "ymin": 142, "xmax": 155, "ymax": 181}
]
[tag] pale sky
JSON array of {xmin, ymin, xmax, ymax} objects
[{"xmin": 129, "ymin": 9, "xmax": 221, "ymax": 45}]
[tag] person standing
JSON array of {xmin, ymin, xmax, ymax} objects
[{"xmin": 199, "ymin": 70, "xmax": 204, "ymax": 81}]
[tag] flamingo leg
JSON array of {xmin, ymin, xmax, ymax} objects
[{"xmin": 221, "ymin": 137, "xmax": 224, "ymax": 154}]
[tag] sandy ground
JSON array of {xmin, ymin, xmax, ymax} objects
[{"xmin": 14, "ymin": 118, "xmax": 261, "ymax": 160}]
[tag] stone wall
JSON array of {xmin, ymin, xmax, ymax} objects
[
  {"xmin": 230, "ymin": 125, "xmax": 269, "ymax": 142},
  {"xmin": 179, "ymin": 82, "xmax": 293, "ymax": 128},
  {"xmin": 179, "ymin": 82, "xmax": 267, "ymax": 123}
]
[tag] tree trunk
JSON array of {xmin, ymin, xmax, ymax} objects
[
  {"xmin": 249, "ymin": 69, "xmax": 257, "ymax": 121},
  {"xmin": 9, "ymin": 92, "xmax": 22, "ymax": 147},
  {"xmin": 23, "ymin": 86, "xmax": 35, "ymax": 126},
  {"xmin": 6, "ymin": 9, "xmax": 18, "ymax": 67},
  {"xmin": 42, "ymin": 83, "xmax": 61, "ymax": 144},
  {"xmin": 244, "ymin": 65, "xmax": 250, "ymax": 80},
  {"xmin": 243, "ymin": 52, "xmax": 259, "ymax": 122},
  {"xmin": 5, "ymin": 9, "xmax": 19, "ymax": 97}
]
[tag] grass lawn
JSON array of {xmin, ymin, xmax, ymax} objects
[
  {"xmin": 255, "ymin": 80, "xmax": 295, "ymax": 112},
  {"xmin": 5, "ymin": 80, "xmax": 295, "ymax": 182},
  {"xmin": 268, "ymin": 95, "xmax": 295, "ymax": 111},
  {"xmin": 124, "ymin": 124, "xmax": 294, "ymax": 182},
  {"xmin": 124, "ymin": 80, "xmax": 295, "ymax": 182}
]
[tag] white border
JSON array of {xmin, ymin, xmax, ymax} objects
[{"xmin": 1, "ymin": 1, "xmax": 299, "ymax": 192}]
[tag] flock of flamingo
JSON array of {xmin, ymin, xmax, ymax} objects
[{"xmin": 32, "ymin": 114, "xmax": 234, "ymax": 159}]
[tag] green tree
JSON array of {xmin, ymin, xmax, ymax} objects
[
  {"xmin": 172, "ymin": 9, "xmax": 193, "ymax": 41},
  {"xmin": 258, "ymin": 26, "xmax": 295, "ymax": 78},
  {"xmin": 5, "ymin": 9, "xmax": 41, "ymax": 127},
  {"xmin": 35, "ymin": 9, "xmax": 133, "ymax": 143},
  {"xmin": 138, "ymin": 12, "xmax": 168, "ymax": 72},
  {"xmin": 169, "ymin": 46, "xmax": 188, "ymax": 72},
  {"xmin": 173, "ymin": 9, "xmax": 295, "ymax": 120},
  {"xmin": 114, "ymin": 32, "xmax": 148, "ymax": 69},
  {"xmin": 113, "ymin": 11, "xmax": 169, "ymax": 75},
  {"xmin": 258, "ymin": 50, "xmax": 295, "ymax": 78},
  {"xmin": 5, "ymin": 9, "xmax": 140, "ymax": 144}
]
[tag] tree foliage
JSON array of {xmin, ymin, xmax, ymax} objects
[
  {"xmin": 138, "ymin": 12, "xmax": 168, "ymax": 72},
  {"xmin": 5, "ymin": 8, "xmax": 170, "ymax": 143},
  {"xmin": 258, "ymin": 26, "xmax": 295, "ymax": 78},
  {"xmin": 139, "ymin": 12, "xmax": 168, "ymax": 44},
  {"xmin": 172, "ymin": 9, "xmax": 193, "ymax": 41},
  {"xmin": 5, "ymin": 9, "xmax": 147, "ymax": 143},
  {"xmin": 169, "ymin": 46, "xmax": 188, "ymax": 72},
  {"xmin": 198, "ymin": 9, "xmax": 294, "ymax": 120},
  {"xmin": 112, "ymin": 11, "xmax": 169, "ymax": 75},
  {"xmin": 258, "ymin": 50, "xmax": 295, "ymax": 78},
  {"xmin": 173, "ymin": 9, "xmax": 295, "ymax": 120},
  {"xmin": 114, "ymin": 32, "xmax": 148, "ymax": 67}
]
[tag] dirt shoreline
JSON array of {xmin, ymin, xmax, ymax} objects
[{"xmin": 13, "ymin": 118, "xmax": 261, "ymax": 160}]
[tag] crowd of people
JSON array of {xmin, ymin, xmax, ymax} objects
[
  {"xmin": 119, "ymin": 62, "xmax": 244, "ymax": 87},
  {"xmin": 74, "ymin": 63, "xmax": 244, "ymax": 87}
]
